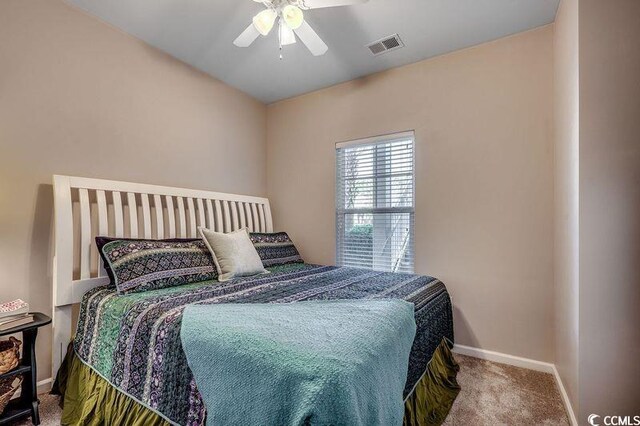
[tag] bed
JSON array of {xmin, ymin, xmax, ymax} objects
[{"xmin": 51, "ymin": 175, "xmax": 459, "ymax": 426}]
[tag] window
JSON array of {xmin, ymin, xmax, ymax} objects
[{"xmin": 336, "ymin": 131, "xmax": 415, "ymax": 273}]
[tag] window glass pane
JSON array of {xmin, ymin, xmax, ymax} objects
[
  {"xmin": 336, "ymin": 133, "xmax": 415, "ymax": 273},
  {"xmin": 338, "ymin": 212, "xmax": 414, "ymax": 273}
]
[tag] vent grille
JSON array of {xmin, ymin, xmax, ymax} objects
[{"xmin": 366, "ymin": 34, "xmax": 404, "ymax": 56}]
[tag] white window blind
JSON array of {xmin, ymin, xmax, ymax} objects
[{"xmin": 336, "ymin": 132, "xmax": 415, "ymax": 273}]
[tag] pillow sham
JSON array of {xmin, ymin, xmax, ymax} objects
[
  {"xmin": 249, "ymin": 232, "xmax": 304, "ymax": 267},
  {"xmin": 198, "ymin": 227, "xmax": 267, "ymax": 282},
  {"xmin": 96, "ymin": 237, "xmax": 217, "ymax": 294}
]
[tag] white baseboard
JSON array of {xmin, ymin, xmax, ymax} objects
[
  {"xmin": 11, "ymin": 377, "xmax": 53, "ymax": 400},
  {"xmin": 37, "ymin": 377, "xmax": 53, "ymax": 390},
  {"xmin": 452, "ymin": 344, "xmax": 577, "ymax": 426},
  {"xmin": 552, "ymin": 365, "xmax": 578, "ymax": 426},
  {"xmin": 452, "ymin": 344, "xmax": 554, "ymax": 373}
]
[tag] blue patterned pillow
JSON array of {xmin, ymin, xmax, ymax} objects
[
  {"xmin": 97, "ymin": 237, "xmax": 217, "ymax": 294},
  {"xmin": 249, "ymin": 232, "xmax": 304, "ymax": 267}
]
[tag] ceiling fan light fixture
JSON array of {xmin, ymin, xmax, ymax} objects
[
  {"xmin": 282, "ymin": 5, "xmax": 304, "ymax": 30},
  {"xmin": 253, "ymin": 9, "xmax": 277, "ymax": 36}
]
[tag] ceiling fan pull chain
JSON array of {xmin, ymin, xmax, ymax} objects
[{"xmin": 278, "ymin": 19, "xmax": 284, "ymax": 60}]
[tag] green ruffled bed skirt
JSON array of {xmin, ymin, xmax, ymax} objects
[
  {"xmin": 404, "ymin": 338, "xmax": 461, "ymax": 426},
  {"xmin": 53, "ymin": 338, "xmax": 460, "ymax": 426}
]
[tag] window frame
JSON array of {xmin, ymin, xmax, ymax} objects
[{"xmin": 335, "ymin": 130, "xmax": 416, "ymax": 273}]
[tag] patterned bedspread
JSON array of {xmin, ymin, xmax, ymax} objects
[{"xmin": 74, "ymin": 263, "xmax": 454, "ymax": 426}]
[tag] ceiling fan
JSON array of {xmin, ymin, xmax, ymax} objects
[{"xmin": 233, "ymin": 0, "xmax": 369, "ymax": 57}]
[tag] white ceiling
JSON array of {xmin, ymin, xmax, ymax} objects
[{"xmin": 67, "ymin": 0, "xmax": 560, "ymax": 103}]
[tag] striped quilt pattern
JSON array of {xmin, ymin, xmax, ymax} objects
[{"xmin": 74, "ymin": 263, "xmax": 453, "ymax": 425}]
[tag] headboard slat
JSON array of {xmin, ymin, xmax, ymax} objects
[
  {"xmin": 127, "ymin": 192, "xmax": 139, "ymax": 238},
  {"xmin": 78, "ymin": 189, "xmax": 92, "ymax": 280},
  {"xmin": 205, "ymin": 199, "xmax": 215, "ymax": 230},
  {"xmin": 230, "ymin": 201, "xmax": 239, "ymax": 231},
  {"xmin": 154, "ymin": 195, "xmax": 165, "ymax": 239},
  {"xmin": 187, "ymin": 198, "xmax": 197, "ymax": 237},
  {"xmin": 166, "ymin": 196, "xmax": 176, "ymax": 238},
  {"xmin": 113, "ymin": 191, "xmax": 124, "ymax": 237},
  {"xmin": 96, "ymin": 190, "xmax": 108, "ymax": 236},
  {"xmin": 222, "ymin": 201, "xmax": 231, "ymax": 232},
  {"xmin": 251, "ymin": 204, "xmax": 259, "ymax": 232},
  {"xmin": 214, "ymin": 200, "xmax": 223, "ymax": 232},
  {"xmin": 177, "ymin": 197, "xmax": 187, "ymax": 238},
  {"xmin": 196, "ymin": 199, "xmax": 206, "ymax": 230},
  {"xmin": 141, "ymin": 194, "xmax": 152, "ymax": 239},
  {"xmin": 258, "ymin": 204, "xmax": 267, "ymax": 233},
  {"xmin": 238, "ymin": 202, "xmax": 247, "ymax": 229},
  {"xmin": 245, "ymin": 203, "xmax": 254, "ymax": 232}
]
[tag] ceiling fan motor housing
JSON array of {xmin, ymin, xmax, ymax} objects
[{"xmin": 257, "ymin": 0, "xmax": 311, "ymax": 10}]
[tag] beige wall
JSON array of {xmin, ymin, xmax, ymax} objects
[
  {"xmin": 0, "ymin": 0, "xmax": 266, "ymax": 382},
  {"xmin": 267, "ymin": 26, "xmax": 555, "ymax": 362},
  {"xmin": 553, "ymin": 0, "xmax": 580, "ymax": 418},
  {"xmin": 578, "ymin": 0, "xmax": 640, "ymax": 420}
]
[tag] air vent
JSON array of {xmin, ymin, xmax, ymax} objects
[{"xmin": 366, "ymin": 34, "xmax": 404, "ymax": 56}]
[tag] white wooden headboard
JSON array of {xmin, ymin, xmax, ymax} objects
[{"xmin": 52, "ymin": 175, "xmax": 272, "ymax": 375}]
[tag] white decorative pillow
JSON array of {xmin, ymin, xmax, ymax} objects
[{"xmin": 198, "ymin": 227, "xmax": 268, "ymax": 282}]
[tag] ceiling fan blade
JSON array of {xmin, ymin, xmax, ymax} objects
[
  {"xmin": 300, "ymin": 0, "xmax": 368, "ymax": 9},
  {"xmin": 294, "ymin": 21, "xmax": 328, "ymax": 56},
  {"xmin": 233, "ymin": 23, "xmax": 260, "ymax": 48}
]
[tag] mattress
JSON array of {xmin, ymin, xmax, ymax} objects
[{"xmin": 73, "ymin": 263, "xmax": 454, "ymax": 425}]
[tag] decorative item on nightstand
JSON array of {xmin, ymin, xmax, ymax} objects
[
  {"xmin": 0, "ymin": 337, "xmax": 22, "ymax": 414},
  {"xmin": 0, "ymin": 338, "xmax": 21, "ymax": 374},
  {"xmin": 0, "ymin": 312, "xmax": 51, "ymax": 425},
  {"xmin": 0, "ymin": 377, "xmax": 22, "ymax": 416},
  {"xmin": 0, "ymin": 300, "xmax": 33, "ymax": 331}
]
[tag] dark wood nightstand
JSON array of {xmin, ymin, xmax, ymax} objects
[{"xmin": 0, "ymin": 313, "xmax": 51, "ymax": 425}]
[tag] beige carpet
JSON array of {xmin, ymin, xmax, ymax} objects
[
  {"xmin": 444, "ymin": 354, "xmax": 569, "ymax": 425},
  {"xmin": 17, "ymin": 354, "xmax": 568, "ymax": 425}
]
